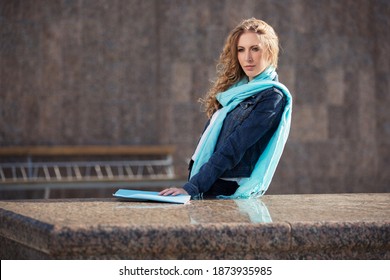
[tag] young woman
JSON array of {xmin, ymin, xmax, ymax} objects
[{"xmin": 160, "ymin": 18, "xmax": 292, "ymax": 199}]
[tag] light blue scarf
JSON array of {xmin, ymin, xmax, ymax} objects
[{"xmin": 191, "ymin": 66, "xmax": 292, "ymax": 198}]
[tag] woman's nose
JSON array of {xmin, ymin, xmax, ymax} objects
[{"xmin": 246, "ymin": 52, "xmax": 252, "ymax": 62}]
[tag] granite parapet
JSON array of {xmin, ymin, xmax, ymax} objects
[{"xmin": 0, "ymin": 194, "xmax": 389, "ymax": 259}]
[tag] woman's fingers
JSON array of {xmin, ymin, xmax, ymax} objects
[
  {"xmin": 159, "ymin": 187, "xmax": 188, "ymax": 196},
  {"xmin": 159, "ymin": 188, "xmax": 178, "ymax": 196},
  {"xmin": 159, "ymin": 188, "xmax": 174, "ymax": 195}
]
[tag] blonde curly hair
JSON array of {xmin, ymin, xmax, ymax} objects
[{"xmin": 201, "ymin": 18, "xmax": 279, "ymax": 118}]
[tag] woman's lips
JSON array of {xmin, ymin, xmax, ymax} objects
[{"xmin": 244, "ymin": 65, "xmax": 255, "ymax": 70}]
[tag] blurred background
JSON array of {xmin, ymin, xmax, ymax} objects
[{"xmin": 0, "ymin": 0, "xmax": 389, "ymax": 199}]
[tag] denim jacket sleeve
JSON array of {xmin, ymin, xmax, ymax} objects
[{"xmin": 183, "ymin": 88, "xmax": 285, "ymax": 196}]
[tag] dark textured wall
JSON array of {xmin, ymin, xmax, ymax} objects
[{"xmin": 1, "ymin": 0, "xmax": 389, "ymax": 194}]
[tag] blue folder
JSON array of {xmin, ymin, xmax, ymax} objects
[{"xmin": 113, "ymin": 189, "xmax": 191, "ymax": 204}]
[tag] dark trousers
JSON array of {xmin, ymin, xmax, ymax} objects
[{"xmin": 203, "ymin": 179, "xmax": 239, "ymax": 198}]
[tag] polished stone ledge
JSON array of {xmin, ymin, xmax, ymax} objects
[{"xmin": 0, "ymin": 193, "xmax": 389, "ymax": 259}]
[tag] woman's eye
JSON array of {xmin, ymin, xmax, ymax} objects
[
  {"xmin": 237, "ymin": 48, "xmax": 244, "ymax": 52},
  {"xmin": 252, "ymin": 47, "xmax": 260, "ymax": 52}
]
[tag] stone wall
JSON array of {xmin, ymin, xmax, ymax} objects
[{"xmin": 1, "ymin": 0, "xmax": 389, "ymax": 194}]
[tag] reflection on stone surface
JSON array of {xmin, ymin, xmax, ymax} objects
[
  {"xmin": 234, "ymin": 199, "xmax": 272, "ymax": 223},
  {"xmin": 189, "ymin": 198, "xmax": 272, "ymax": 224},
  {"xmin": 1, "ymin": 193, "xmax": 389, "ymax": 227}
]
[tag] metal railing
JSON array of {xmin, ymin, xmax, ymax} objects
[{"xmin": 0, "ymin": 157, "xmax": 175, "ymax": 183}]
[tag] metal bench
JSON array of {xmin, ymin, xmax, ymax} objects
[{"xmin": 0, "ymin": 145, "xmax": 177, "ymax": 198}]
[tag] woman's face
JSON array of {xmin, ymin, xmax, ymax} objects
[{"xmin": 237, "ymin": 31, "xmax": 270, "ymax": 81}]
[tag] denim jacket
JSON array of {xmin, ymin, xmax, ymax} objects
[{"xmin": 183, "ymin": 87, "xmax": 286, "ymax": 196}]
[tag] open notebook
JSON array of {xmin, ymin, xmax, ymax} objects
[{"xmin": 113, "ymin": 189, "xmax": 191, "ymax": 204}]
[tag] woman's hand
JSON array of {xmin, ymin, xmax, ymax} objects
[{"xmin": 159, "ymin": 187, "xmax": 189, "ymax": 196}]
